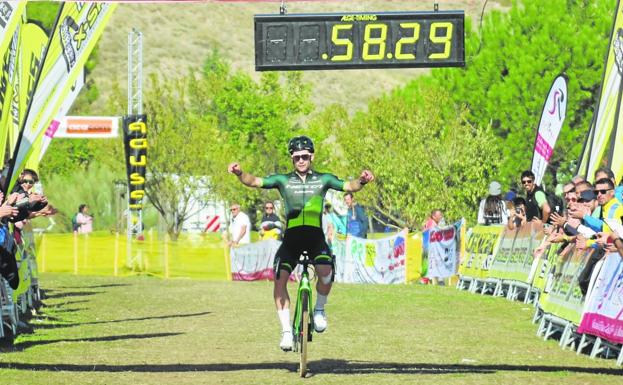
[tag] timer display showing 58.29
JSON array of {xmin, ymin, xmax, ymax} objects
[{"xmin": 254, "ymin": 11, "xmax": 464, "ymax": 71}]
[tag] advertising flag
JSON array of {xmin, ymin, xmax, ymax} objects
[
  {"xmin": 0, "ymin": 1, "xmax": 25, "ymax": 59},
  {"xmin": 9, "ymin": 22, "xmax": 49, "ymax": 161},
  {"xmin": 577, "ymin": 0, "xmax": 623, "ymax": 180},
  {"xmin": 8, "ymin": 2, "xmax": 117, "ymax": 192},
  {"xmin": 531, "ymin": 75, "xmax": 567, "ymax": 186},
  {"xmin": 0, "ymin": 21, "xmax": 18, "ymax": 167}
]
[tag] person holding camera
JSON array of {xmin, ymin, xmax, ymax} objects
[
  {"xmin": 10, "ymin": 169, "xmax": 48, "ymax": 223},
  {"xmin": 507, "ymin": 197, "xmax": 527, "ymax": 231}
]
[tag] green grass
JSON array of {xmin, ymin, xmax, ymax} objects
[
  {"xmin": 0, "ymin": 273, "xmax": 621, "ymax": 384},
  {"xmin": 91, "ymin": 0, "xmax": 510, "ymax": 114}
]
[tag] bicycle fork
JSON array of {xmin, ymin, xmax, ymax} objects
[{"xmin": 292, "ymin": 273, "xmax": 314, "ymax": 351}]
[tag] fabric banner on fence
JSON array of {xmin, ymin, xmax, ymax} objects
[
  {"xmin": 333, "ymin": 230, "xmax": 407, "ymax": 284},
  {"xmin": 230, "ymin": 239, "xmax": 280, "ymax": 281},
  {"xmin": 531, "ymin": 241, "xmax": 562, "ymax": 292},
  {"xmin": 577, "ymin": 253, "xmax": 623, "ymax": 343},
  {"xmin": 425, "ymin": 221, "xmax": 462, "ymax": 279},
  {"xmin": 489, "ymin": 222, "xmax": 543, "ymax": 283},
  {"xmin": 459, "ymin": 225, "xmax": 504, "ymax": 279},
  {"xmin": 538, "ymin": 245, "xmax": 590, "ymax": 324}
]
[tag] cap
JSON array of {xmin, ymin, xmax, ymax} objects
[
  {"xmin": 578, "ymin": 190, "xmax": 596, "ymax": 202},
  {"xmin": 504, "ymin": 191, "xmax": 517, "ymax": 201},
  {"xmin": 488, "ymin": 181, "xmax": 502, "ymax": 196}
]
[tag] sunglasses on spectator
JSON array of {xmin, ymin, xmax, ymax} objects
[
  {"xmin": 265, "ymin": 206, "xmax": 274, "ymax": 210},
  {"xmin": 21, "ymin": 179, "xmax": 35, "ymax": 185},
  {"xmin": 595, "ymin": 189, "xmax": 612, "ymax": 195},
  {"xmin": 292, "ymin": 154, "xmax": 311, "ymax": 162},
  {"xmin": 230, "ymin": 208, "xmax": 239, "ymax": 212},
  {"xmin": 521, "ymin": 179, "xmax": 533, "ymax": 185}
]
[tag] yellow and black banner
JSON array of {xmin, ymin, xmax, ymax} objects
[{"xmin": 122, "ymin": 115, "xmax": 148, "ymax": 211}]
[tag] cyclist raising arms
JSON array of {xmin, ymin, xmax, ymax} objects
[{"xmin": 228, "ymin": 136, "xmax": 374, "ymax": 351}]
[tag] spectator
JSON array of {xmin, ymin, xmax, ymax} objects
[
  {"xmin": 259, "ymin": 201, "xmax": 282, "ymax": 240},
  {"xmin": 75, "ymin": 204, "xmax": 93, "ymax": 234},
  {"xmin": 521, "ymin": 170, "xmax": 551, "ymax": 222},
  {"xmin": 326, "ymin": 202, "xmax": 347, "ymax": 236},
  {"xmin": 478, "ymin": 181, "xmax": 509, "ymax": 225},
  {"xmin": 228, "ymin": 203, "xmax": 251, "ymax": 246},
  {"xmin": 322, "ymin": 203, "xmax": 335, "ymax": 246},
  {"xmin": 10, "ymin": 169, "xmax": 48, "ymax": 222},
  {"xmin": 344, "ymin": 192, "xmax": 368, "ymax": 238},
  {"xmin": 507, "ymin": 197, "xmax": 527, "ymax": 231},
  {"xmin": 422, "ymin": 209, "xmax": 444, "ymax": 231}
]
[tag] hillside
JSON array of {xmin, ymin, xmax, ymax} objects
[{"xmin": 92, "ymin": 0, "xmax": 508, "ymax": 114}]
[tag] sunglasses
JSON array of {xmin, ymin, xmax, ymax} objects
[
  {"xmin": 292, "ymin": 154, "xmax": 311, "ymax": 162},
  {"xmin": 595, "ymin": 189, "xmax": 612, "ymax": 195},
  {"xmin": 265, "ymin": 206, "xmax": 274, "ymax": 210},
  {"xmin": 521, "ymin": 179, "xmax": 533, "ymax": 185},
  {"xmin": 230, "ymin": 208, "xmax": 239, "ymax": 212},
  {"xmin": 21, "ymin": 179, "xmax": 35, "ymax": 185}
]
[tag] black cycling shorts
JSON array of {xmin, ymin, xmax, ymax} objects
[{"xmin": 273, "ymin": 225, "xmax": 333, "ymax": 274}]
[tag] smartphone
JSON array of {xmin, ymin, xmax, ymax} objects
[{"xmin": 33, "ymin": 182, "xmax": 43, "ymax": 195}]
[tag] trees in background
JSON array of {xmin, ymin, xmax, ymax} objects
[{"xmin": 427, "ymin": 0, "xmax": 615, "ymax": 188}]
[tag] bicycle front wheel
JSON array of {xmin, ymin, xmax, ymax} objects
[{"xmin": 299, "ymin": 291, "xmax": 309, "ymax": 377}]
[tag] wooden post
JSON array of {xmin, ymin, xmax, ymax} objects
[
  {"xmin": 40, "ymin": 234, "xmax": 46, "ymax": 273},
  {"xmin": 114, "ymin": 232, "xmax": 119, "ymax": 276},
  {"xmin": 164, "ymin": 233, "xmax": 170, "ymax": 279},
  {"xmin": 73, "ymin": 232, "xmax": 78, "ymax": 274},
  {"xmin": 224, "ymin": 242, "xmax": 231, "ymax": 281}
]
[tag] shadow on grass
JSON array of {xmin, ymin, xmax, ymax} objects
[
  {"xmin": 43, "ymin": 299, "xmax": 90, "ymax": 308},
  {"xmin": 0, "ymin": 359, "xmax": 620, "ymax": 375},
  {"xmin": 44, "ymin": 291, "xmax": 103, "ymax": 299},
  {"xmin": 32, "ymin": 311, "xmax": 211, "ymax": 329},
  {"xmin": 8, "ymin": 332, "xmax": 183, "ymax": 352},
  {"xmin": 57, "ymin": 284, "xmax": 130, "ymax": 289}
]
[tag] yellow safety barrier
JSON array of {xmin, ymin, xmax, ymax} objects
[
  {"xmin": 36, "ymin": 231, "xmax": 229, "ymax": 280},
  {"xmin": 35, "ymin": 231, "xmax": 427, "ymax": 282}
]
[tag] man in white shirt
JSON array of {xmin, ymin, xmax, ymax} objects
[{"xmin": 229, "ymin": 203, "xmax": 251, "ymax": 246}]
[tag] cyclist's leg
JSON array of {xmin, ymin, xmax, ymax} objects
[
  {"xmin": 312, "ymin": 232, "xmax": 333, "ymax": 332},
  {"xmin": 274, "ymin": 243, "xmax": 296, "ymax": 350}
]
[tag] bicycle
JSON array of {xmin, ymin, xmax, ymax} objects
[{"xmin": 291, "ymin": 251, "xmax": 314, "ymax": 377}]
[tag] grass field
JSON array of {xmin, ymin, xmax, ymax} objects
[
  {"xmin": 0, "ymin": 273, "xmax": 621, "ymax": 384},
  {"xmin": 92, "ymin": 0, "xmax": 509, "ymax": 114}
]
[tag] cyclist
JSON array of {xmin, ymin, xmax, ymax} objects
[{"xmin": 228, "ymin": 135, "xmax": 374, "ymax": 351}]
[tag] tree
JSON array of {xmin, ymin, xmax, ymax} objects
[
  {"xmin": 425, "ymin": 0, "xmax": 616, "ymax": 188},
  {"xmin": 308, "ymin": 82, "xmax": 500, "ymax": 228}
]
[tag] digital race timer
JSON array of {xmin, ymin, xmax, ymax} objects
[{"xmin": 254, "ymin": 11, "xmax": 465, "ymax": 71}]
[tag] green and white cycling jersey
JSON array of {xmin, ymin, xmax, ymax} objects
[{"xmin": 260, "ymin": 170, "xmax": 345, "ymax": 229}]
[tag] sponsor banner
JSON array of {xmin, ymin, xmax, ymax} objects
[
  {"xmin": 425, "ymin": 221, "xmax": 462, "ymax": 279},
  {"xmin": 488, "ymin": 222, "xmax": 543, "ymax": 283},
  {"xmin": 577, "ymin": 253, "xmax": 623, "ymax": 343},
  {"xmin": 333, "ymin": 230, "xmax": 407, "ymax": 284},
  {"xmin": 0, "ymin": 1, "xmax": 25, "ymax": 59},
  {"xmin": 578, "ymin": 0, "xmax": 623, "ymax": 180},
  {"xmin": 230, "ymin": 239, "xmax": 280, "ymax": 281},
  {"xmin": 531, "ymin": 75, "xmax": 567, "ymax": 185},
  {"xmin": 122, "ymin": 115, "xmax": 147, "ymax": 212},
  {"xmin": 55, "ymin": 116, "xmax": 119, "ymax": 138},
  {"xmin": 538, "ymin": 245, "xmax": 590, "ymax": 325},
  {"xmin": 531, "ymin": 241, "xmax": 562, "ymax": 292},
  {"xmin": 8, "ymin": 2, "xmax": 117, "ymax": 192},
  {"xmin": 458, "ymin": 225, "xmax": 504, "ymax": 279}
]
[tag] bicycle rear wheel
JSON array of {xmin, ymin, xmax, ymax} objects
[{"xmin": 299, "ymin": 291, "xmax": 309, "ymax": 377}]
